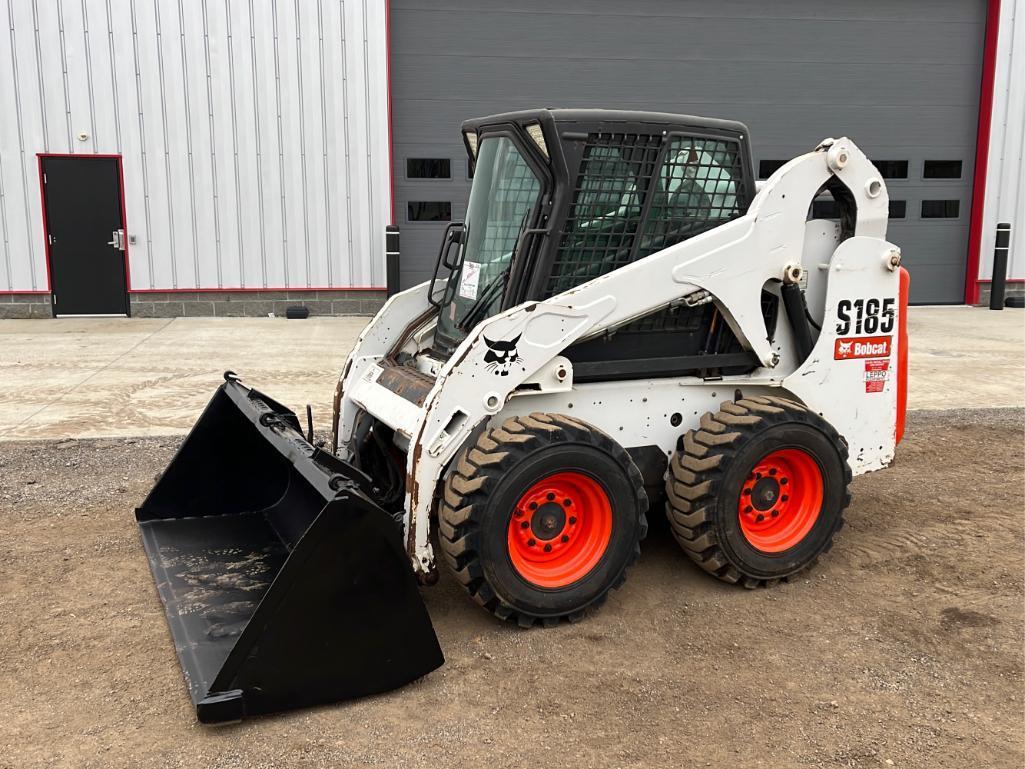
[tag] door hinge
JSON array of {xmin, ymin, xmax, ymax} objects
[
  {"xmin": 53, "ymin": 294, "xmax": 57, "ymax": 305},
  {"xmin": 42, "ymin": 172, "xmax": 47, "ymax": 184}
]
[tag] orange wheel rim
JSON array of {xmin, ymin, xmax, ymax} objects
[
  {"xmin": 737, "ymin": 448, "xmax": 823, "ymax": 553},
  {"xmin": 507, "ymin": 471, "xmax": 613, "ymax": 588}
]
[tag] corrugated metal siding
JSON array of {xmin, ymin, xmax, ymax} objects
[
  {"xmin": 980, "ymin": 0, "xmax": 1023, "ymax": 281},
  {"xmin": 0, "ymin": 0, "xmax": 390, "ymax": 292}
]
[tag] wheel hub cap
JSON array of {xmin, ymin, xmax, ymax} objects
[
  {"xmin": 531, "ymin": 502, "xmax": 566, "ymax": 540},
  {"xmin": 751, "ymin": 477, "xmax": 780, "ymax": 510}
]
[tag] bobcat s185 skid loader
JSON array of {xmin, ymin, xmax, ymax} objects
[{"xmin": 136, "ymin": 109, "xmax": 909, "ymax": 723}]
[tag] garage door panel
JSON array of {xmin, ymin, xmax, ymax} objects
[
  {"xmin": 395, "ymin": 101, "xmax": 982, "ymax": 151},
  {"xmin": 392, "ymin": 0, "xmax": 977, "ymax": 24},
  {"xmin": 392, "ymin": 56, "xmax": 981, "ymax": 107},
  {"xmin": 393, "ymin": 11, "xmax": 981, "ymax": 67},
  {"xmin": 730, "ymin": 107, "xmax": 981, "ymax": 147},
  {"xmin": 391, "ymin": 0, "xmax": 987, "ymax": 303}
]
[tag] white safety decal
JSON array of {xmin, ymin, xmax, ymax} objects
[
  {"xmin": 864, "ymin": 359, "xmax": 890, "ymax": 392},
  {"xmin": 458, "ymin": 261, "xmax": 481, "ymax": 299}
]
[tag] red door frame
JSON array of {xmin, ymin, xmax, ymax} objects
[
  {"xmin": 36, "ymin": 152, "xmax": 133, "ymax": 309},
  {"xmin": 965, "ymin": 0, "xmax": 1002, "ymax": 304}
]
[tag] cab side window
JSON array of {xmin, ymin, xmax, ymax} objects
[
  {"xmin": 544, "ymin": 135, "xmax": 661, "ymax": 297},
  {"xmin": 544, "ymin": 134, "xmax": 746, "ymax": 298},
  {"xmin": 636, "ymin": 137, "xmax": 745, "ymax": 259}
]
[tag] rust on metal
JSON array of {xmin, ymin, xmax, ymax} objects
[
  {"xmin": 388, "ymin": 307, "xmax": 440, "ymax": 358},
  {"xmin": 330, "ymin": 373, "xmax": 346, "ymax": 454},
  {"xmin": 377, "ymin": 361, "xmax": 436, "ymax": 406}
]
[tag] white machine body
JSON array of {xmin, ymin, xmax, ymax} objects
[{"xmin": 335, "ymin": 138, "xmax": 907, "ymax": 579}]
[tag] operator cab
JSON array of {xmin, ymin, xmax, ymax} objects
[{"xmin": 426, "ymin": 109, "xmax": 775, "ymax": 381}]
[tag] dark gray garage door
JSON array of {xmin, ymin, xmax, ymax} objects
[{"xmin": 390, "ymin": 0, "xmax": 987, "ymax": 303}]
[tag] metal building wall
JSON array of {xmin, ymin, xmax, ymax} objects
[
  {"xmin": 980, "ymin": 0, "xmax": 1024, "ymax": 285},
  {"xmin": 0, "ymin": 0, "xmax": 391, "ymax": 294}
]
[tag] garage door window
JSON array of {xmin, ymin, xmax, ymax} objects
[
  {"xmin": 872, "ymin": 161, "xmax": 908, "ymax": 179},
  {"xmin": 921, "ymin": 200, "xmax": 960, "ymax": 218},
  {"xmin": 923, "ymin": 160, "xmax": 962, "ymax": 179},
  {"xmin": 407, "ymin": 201, "xmax": 452, "ymax": 222},
  {"xmin": 406, "ymin": 158, "xmax": 451, "ymax": 179}
]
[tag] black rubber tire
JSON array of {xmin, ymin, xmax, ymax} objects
[
  {"xmin": 665, "ymin": 396, "xmax": 851, "ymax": 588},
  {"xmin": 439, "ymin": 412, "xmax": 648, "ymax": 627}
]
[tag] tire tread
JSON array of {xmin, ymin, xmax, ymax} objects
[
  {"xmin": 664, "ymin": 397, "xmax": 851, "ymax": 588},
  {"xmin": 439, "ymin": 413, "xmax": 648, "ymax": 627}
]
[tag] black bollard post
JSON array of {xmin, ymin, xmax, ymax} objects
[
  {"xmin": 989, "ymin": 222, "xmax": 1011, "ymax": 310},
  {"xmin": 386, "ymin": 225, "xmax": 401, "ymax": 298}
]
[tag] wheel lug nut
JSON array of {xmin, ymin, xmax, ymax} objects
[
  {"xmin": 547, "ymin": 492, "xmax": 555, "ymax": 501},
  {"xmin": 744, "ymin": 505, "xmax": 752, "ymax": 513},
  {"xmin": 756, "ymin": 514, "xmax": 765, "ymax": 522},
  {"xmin": 569, "ymin": 516, "xmax": 577, "ymax": 525},
  {"xmin": 756, "ymin": 472, "xmax": 762, "ymax": 480},
  {"xmin": 769, "ymin": 468, "xmax": 777, "ymax": 476},
  {"xmin": 527, "ymin": 538, "xmax": 536, "ymax": 547},
  {"xmin": 543, "ymin": 543, "xmax": 552, "ymax": 552},
  {"xmin": 781, "ymin": 495, "xmax": 789, "ymax": 502},
  {"xmin": 520, "ymin": 521, "xmax": 529, "ymax": 529},
  {"xmin": 563, "ymin": 498, "xmax": 572, "ymax": 506},
  {"xmin": 771, "ymin": 510, "xmax": 779, "ymax": 518},
  {"xmin": 743, "ymin": 489, "xmax": 751, "ymax": 496},
  {"xmin": 513, "ymin": 509, "xmax": 523, "ymax": 517},
  {"xmin": 529, "ymin": 501, "xmax": 538, "ymax": 510},
  {"xmin": 780, "ymin": 478, "xmax": 788, "ymax": 485},
  {"xmin": 561, "ymin": 534, "xmax": 569, "ymax": 543}
]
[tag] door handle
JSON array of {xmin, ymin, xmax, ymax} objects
[{"xmin": 108, "ymin": 229, "xmax": 125, "ymax": 251}]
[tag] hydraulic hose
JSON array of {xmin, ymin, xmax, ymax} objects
[{"xmin": 781, "ymin": 283, "xmax": 815, "ymax": 361}]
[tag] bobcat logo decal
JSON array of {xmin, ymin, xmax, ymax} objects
[
  {"xmin": 482, "ymin": 334, "xmax": 522, "ymax": 376},
  {"xmin": 837, "ymin": 340, "xmax": 854, "ymax": 357}
]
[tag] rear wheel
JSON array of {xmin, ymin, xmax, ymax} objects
[
  {"xmin": 439, "ymin": 413, "xmax": 647, "ymax": 627},
  {"xmin": 665, "ymin": 396, "xmax": 851, "ymax": 587}
]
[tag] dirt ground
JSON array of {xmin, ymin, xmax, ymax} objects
[{"xmin": 0, "ymin": 408, "xmax": 1022, "ymax": 768}]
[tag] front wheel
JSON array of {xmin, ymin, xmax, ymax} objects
[
  {"xmin": 439, "ymin": 413, "xmax": 648, "ymax": 627},
  {"xmin": 665, "ymin": 396, "xmax": 851, "ymax": 587}
]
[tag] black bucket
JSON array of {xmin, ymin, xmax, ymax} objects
[{"xmin": 136, "ymin": 377, "xmax": 443, "ymax": 724}]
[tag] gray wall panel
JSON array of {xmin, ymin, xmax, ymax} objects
[{"xmin": 390, "ymin": 0, "xmax": 987, "ymax": 302}]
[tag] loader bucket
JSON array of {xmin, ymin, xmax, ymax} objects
[{"xmin": 135, "ymin": 377, "xmax": 443, "ymax": 724}]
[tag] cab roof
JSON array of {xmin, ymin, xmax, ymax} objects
[{"xmin": 460, "ymin": 108, "xmax": 750, "ymax": 138}]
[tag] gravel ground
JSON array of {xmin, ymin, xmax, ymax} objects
[{"xmin": 0, "ymin": 408, "xmax": 1022, "ymax": 768}]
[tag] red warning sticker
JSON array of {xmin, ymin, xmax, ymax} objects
[
  {"xmin": 864, "ymin": 359, "xmax": 890, "ymax": 393},
  {"xmin": 835, "ymin": 335, "xmax": 892, "ymax": 360}
]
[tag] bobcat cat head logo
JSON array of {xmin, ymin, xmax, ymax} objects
[
  {"xmin": 483, "ymin": 334, "xmax": 522, "ymax": 376},
  {"xmin": 837, "ymin": 340, "xmax": 854, "ymax": 356}
]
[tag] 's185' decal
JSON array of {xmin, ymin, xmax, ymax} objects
[{"xmin": 836, "ymin": 298, "xmax": 895, "ymax": 335}]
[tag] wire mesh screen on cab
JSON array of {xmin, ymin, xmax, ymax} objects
[{"xmin": 545, "ymin": 133, "xmax": 748, "ymax": 302}]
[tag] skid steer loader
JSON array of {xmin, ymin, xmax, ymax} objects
[{"xmin": 137, "ymin": 109, "xmax": 909, "ymax": 723}]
